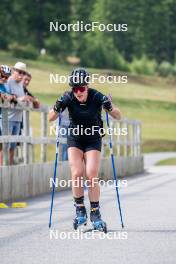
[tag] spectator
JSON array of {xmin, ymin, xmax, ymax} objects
[
  {"xmin": 7, "ymin": 62, "xmax": 31, "ymax": 165},
  {"xmin": 17, "ymin": 72, "xmax": 40, "ymax": 141},
  {"xmin": 0, "ymin": 65, "xmax": 14, "ymax": 165},
  {"xmin": 23, "ymin": 72, "xmax": 40, "ymax": 108}
]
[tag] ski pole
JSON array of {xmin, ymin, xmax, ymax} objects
[
  {"xmin": 105, "ymin": 111, "xmax": 124, "ymax": 228},
  {"xmin": 49, "ymin": 113, "xmax": 62, "ymax": 228}
]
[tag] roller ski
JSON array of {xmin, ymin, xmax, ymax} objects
[
  {"xmin": 73, "ymin": 204, "xmax": 87, "ymax": 230},
  {"xmin": 90, "ymin": 207, "xmax": 107, "ymax": 233}
]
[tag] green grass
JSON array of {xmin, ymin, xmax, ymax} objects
[
  {"xmin": 156, "ymin": 158, "xmax": 176, "ymax": 166},
  {"xmin": 142, "ymin": 140, "xmax": 176, "ymax": 153},
  {"xmin": 1, "ymin": 50, "xmax": 176, "ymax": 161}
]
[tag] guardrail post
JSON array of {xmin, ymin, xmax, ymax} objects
[
  {"xmin": 23, "ymin": 110, "xmax": 30, "ymax": 164},
  {"xmin": 41, "ymin": 112, "xmax": 47, "ymax": 162},
  {"xmin": 129, "ymin": 122, "xmax": 133, "ymax": 157},
  {"xmin": 134, "ymin": 121, "xmax": 138, "ymax": 157},
  {"xmin": 123, "ymin": 119, "xmax": 128, "ymax": 157},
  {"xmin": 117, "ymin": 120, "xmax": 122, "ymax": 156},
  {"xmin": 137, "ymin": 122, "xmax": 141, "ymax": 156},
  {"xmin": 2, "ymin": 107, "xmax": 9, "ymax": 165}
]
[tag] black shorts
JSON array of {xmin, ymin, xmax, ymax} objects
[{"xmin": 67, "ymin": 136, "xmax": 102, "ymax": 152}]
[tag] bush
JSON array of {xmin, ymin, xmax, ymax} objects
[
  {"xmin": 157, "ymin": 61, "xmax": 173, "ymax": 77},
  {"xmin": 9, "ymin": 43, "xmax": 38, "ymax": 60},
  {"xmin": 44, "ymin": 35, "xmax": 62, "ymax": 55},
  {"xmin": 113, "ymin": 50, "xmax": 130, "ymax": 72},
  {"xmin": 81, "ymin": 39, "xmax": 129, "ymax": 71},
  {"xmin": 171, "ymin": 64, "xmax": 176, "ymax": 76},
  {"xmin": 130, "ymin": 55, "xmax": 157, "ymax": 76},
  {"xmin": 0, "ymin": 39, "xmax": 8, "ymax": 49},
  {"xmin": 81, "ymin": 42, "xmax": 106, "ymax": 68},
  {"xmin": 38, "ymin": 53, "xmax": 55, "ymax": 63}
]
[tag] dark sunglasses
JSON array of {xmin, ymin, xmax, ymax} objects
[
  {"xmin": 72, "ymin": 86, "xmax": 86, "ymax": 93},
  {"xmin": 16, "ymin": 70, "xmax": 25, "ymax": 75}
]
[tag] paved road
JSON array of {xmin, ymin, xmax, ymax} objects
[
  {"xmin": 0, "ymin": 165, "xmax": 176, "ymax": 264},
  {"xmin": 144, "ymin": 152, "xmax": 176, "ymax": 168}
]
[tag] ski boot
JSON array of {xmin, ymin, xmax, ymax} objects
[
  {"xmin": 90, "ymin": 207, "xmax": 107, "ymax": 233},
  {"xmin": 73, "ymin": 204, "xmax": 87, "ymax": 230}
]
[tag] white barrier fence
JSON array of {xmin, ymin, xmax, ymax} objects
[
  {"xmin": 0, "ymin": 101, "xmax": 142, "ymax": 164},
  {"xmin": 0, "ymin": 101, "xmax": 143, "ymax": 201}
]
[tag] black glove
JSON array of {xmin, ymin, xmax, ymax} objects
[
  {"xmin": 102, "ymin": 96, "xmax": 113, "ymax": 112},
  {"xmin": 53, "ymin": 93, "xmax": 71, "ymax": 113},
  {"xmin": 53, "ymin": 99, "xmax": 63, "ymax": 113}
]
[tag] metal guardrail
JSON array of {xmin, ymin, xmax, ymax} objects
[{"xmin": 0, "ymin": 101, "xmax": 142, "ymax": 165}]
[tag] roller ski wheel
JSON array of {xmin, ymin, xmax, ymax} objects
[
  {"xmin": 73, "ymin": 204, "xmax": 87, "ymax": 230},
  {"xmin": 90, "ymin": 207, "xmax": 107, "ymax": 233}
]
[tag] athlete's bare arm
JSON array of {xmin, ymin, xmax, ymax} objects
[
  {"xmin": 48, "ymin": 109, "xmax": 58, "ymax": 122},
  {"xmin": 108, "ymin": 105, "xmax": 121, "ymax": 120}
]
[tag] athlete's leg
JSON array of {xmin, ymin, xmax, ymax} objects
[
  {"xmin": 68, "ymin": 147, "xmax": 84, "ymax": 198},
  {"xmin": 84, "ymin": 150, "xmax": 101, "ymax": 202},
  {"xmin": 84, "ymin": 150, "xmax": 107, "ymax": 232},
  {"xmin": 68, "ymin": 147, "xmax": 88, "ymax": 229}
]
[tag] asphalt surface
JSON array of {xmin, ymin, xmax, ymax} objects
[
  {"xmin": 144, "ymin": 152, "xmax": 176, "ymax": 168},
  {"xmin": 0, "ymin": 156, "xmax": 176, "ymax": 264}
]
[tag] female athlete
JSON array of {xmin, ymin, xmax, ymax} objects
[{"xmin": 49, "ymin": 68, "xmax": 121, "ymax": 232}]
